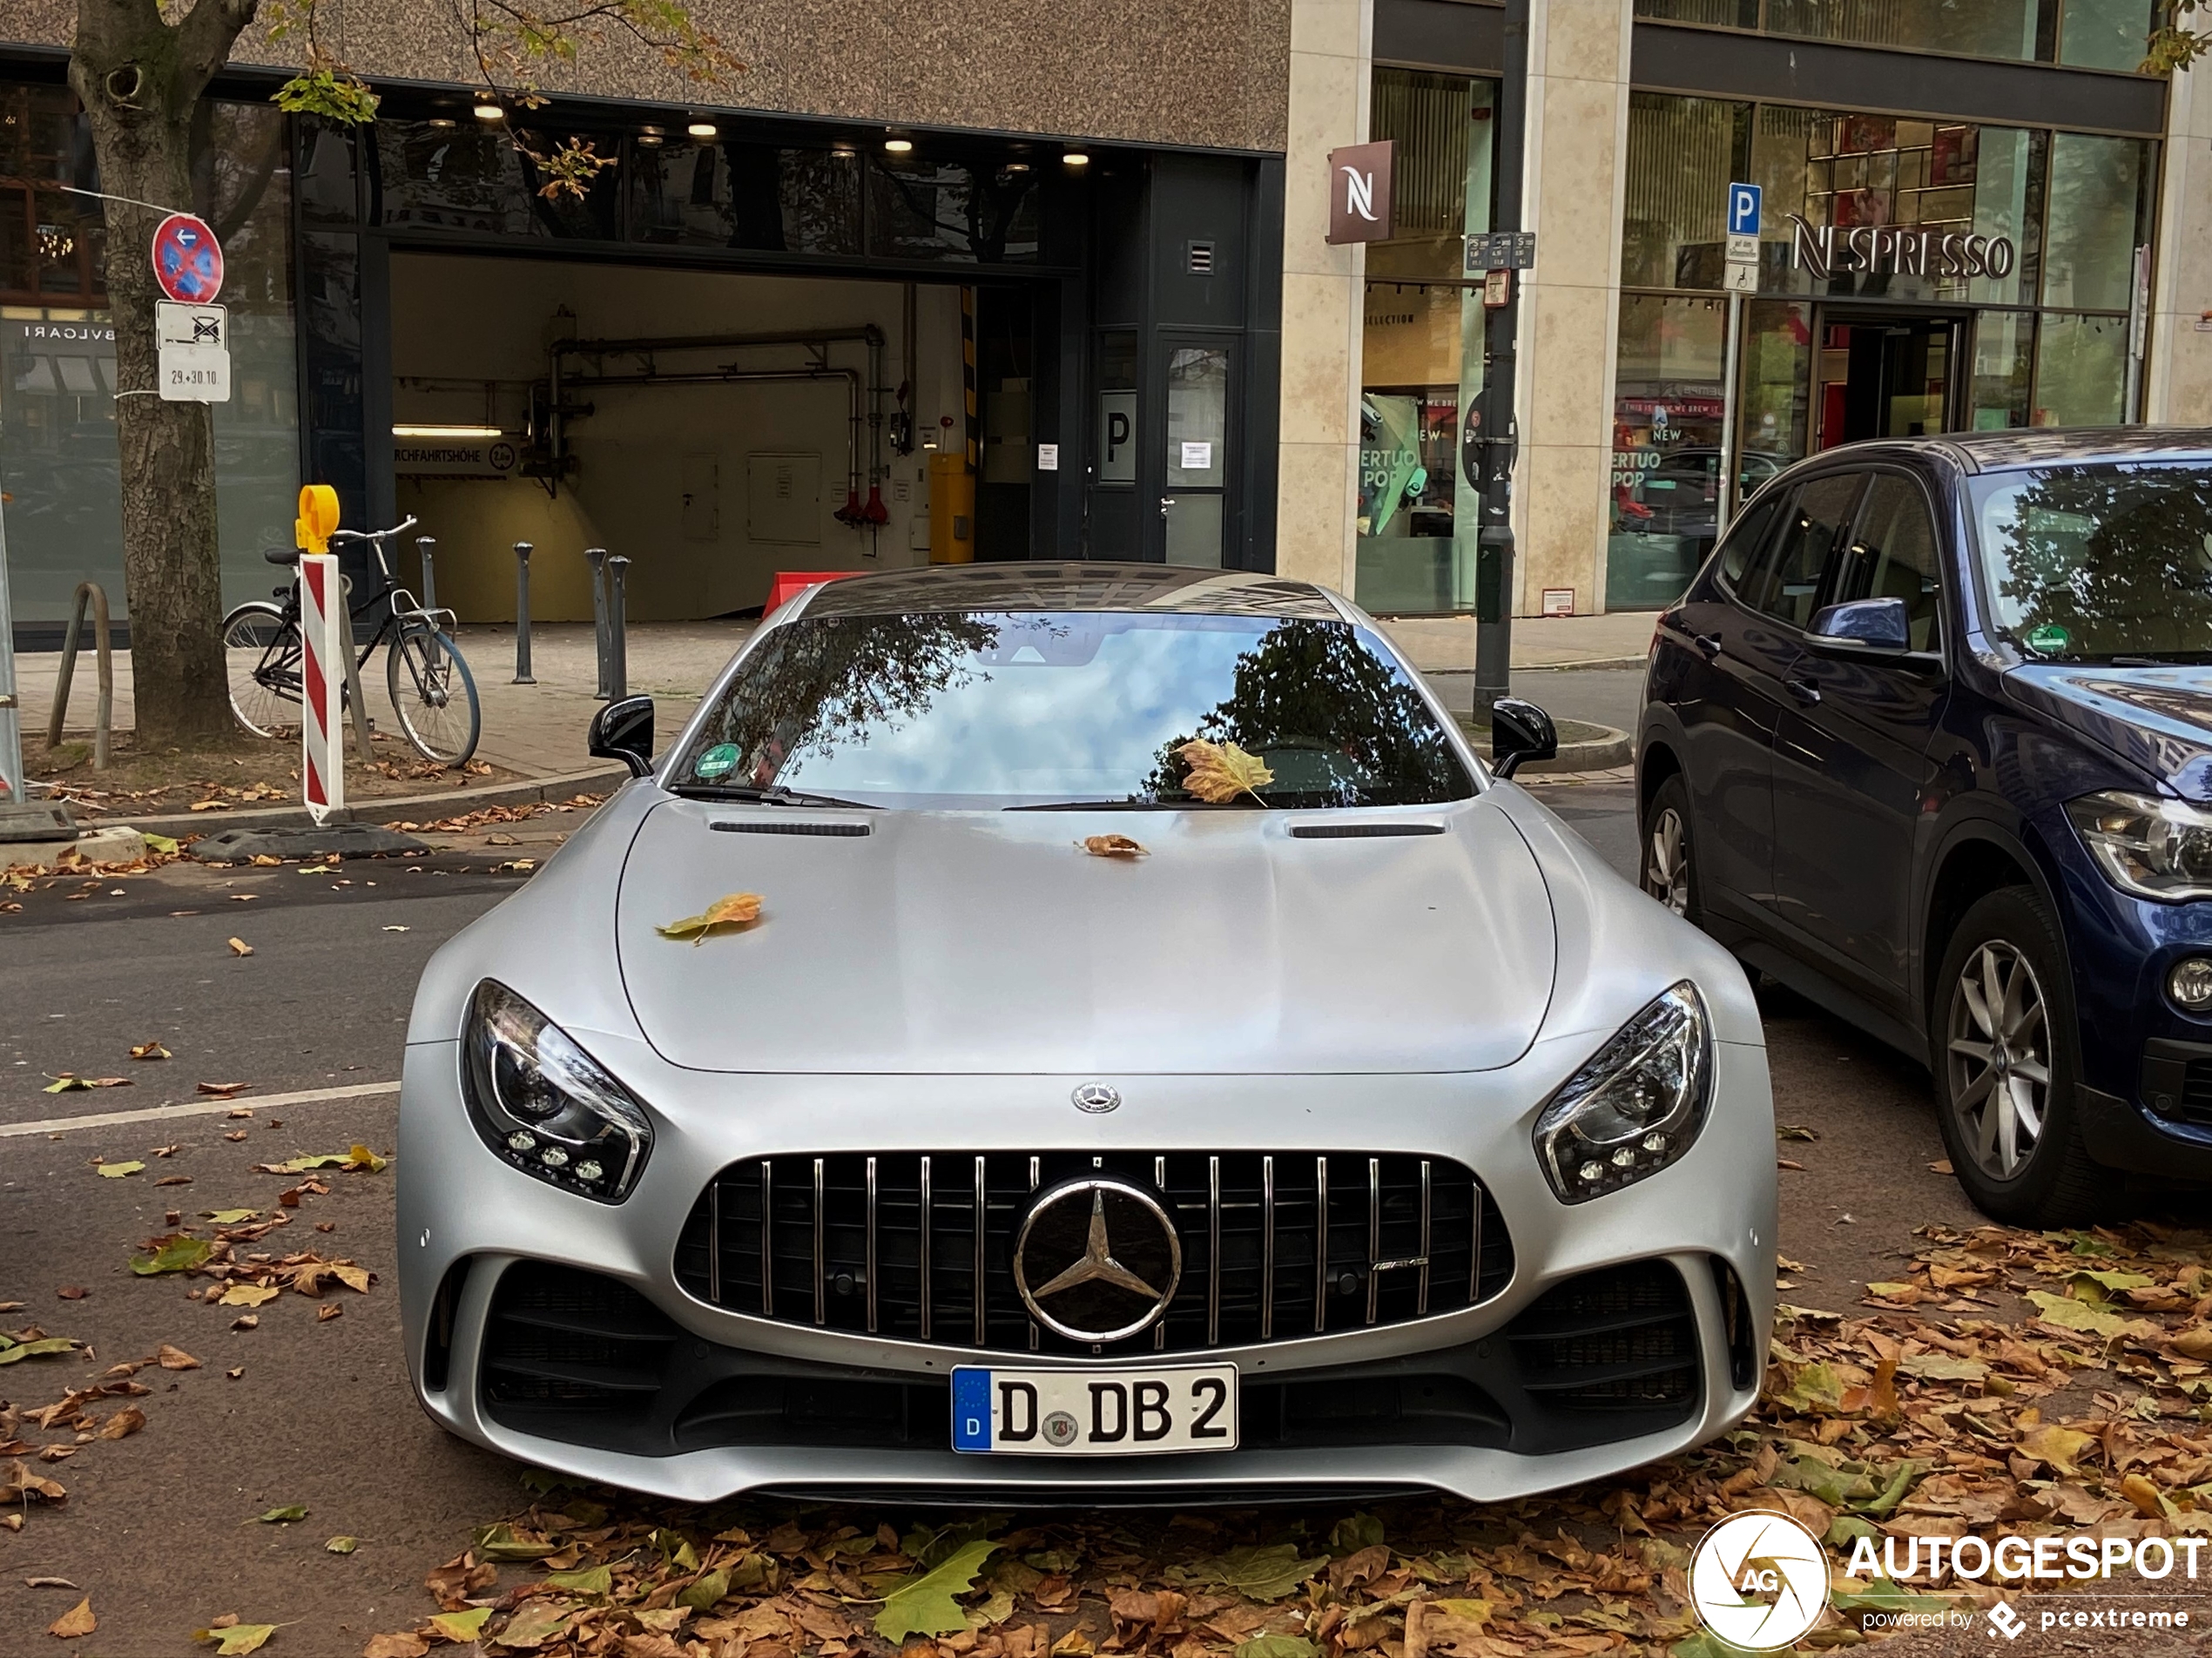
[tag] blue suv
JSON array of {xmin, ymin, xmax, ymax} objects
[{"xmin": 1638, "ymin": 429, "xmax": 2212, "ymax": 1224}]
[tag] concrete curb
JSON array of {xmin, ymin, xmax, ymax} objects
[
  {"xmin": 1461, "ymin": 718, "xmax": 1634, "ymax": 777},
  {"xmin": 82, "ymin": 765, "xmax": 634, "ymax": 842},
  {"xmin": 1425, "ymin": 656, "xmax": 1649, "ymax": 675}
]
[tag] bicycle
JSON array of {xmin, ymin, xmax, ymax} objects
[{"xmin": 220, "ymin": 515, "xmax": 482, "ymax": 767}]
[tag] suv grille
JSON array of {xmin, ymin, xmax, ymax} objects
[{"xmin": 673, "ymin": 1152, "xmax": 1513, "ymax": 1358}]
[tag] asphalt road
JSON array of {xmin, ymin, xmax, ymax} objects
[{"xmin": 0, "ymin": 787, "xmax": 2000, "ymax": 1655}]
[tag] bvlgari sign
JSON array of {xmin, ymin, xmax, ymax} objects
[{"xmin": 1787, "ymin": 212, "xmax": 2016, "ymax": 280}]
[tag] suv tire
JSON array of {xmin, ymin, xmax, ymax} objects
[
  {"xmin": 1931, "ymin": 886, "xmax": 2116, "ymax": 1226},
  {"xmin": 1641, "ymin": 774, "xmax": 1703, "ymax": 926}
]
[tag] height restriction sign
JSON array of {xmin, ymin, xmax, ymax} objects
[{"xmin": 151, "ymin": 212, "xmax": 224, "ymax": 304}]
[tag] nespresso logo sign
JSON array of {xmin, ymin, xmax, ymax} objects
[{"xmin": 1788, "ymin": 212, "xmax": 2016, "ymax": 280}]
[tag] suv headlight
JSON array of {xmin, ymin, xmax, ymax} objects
[
  {"xmin": 1534, "ymin": 982, "xmax": 1711, "ymax": 1203},
  {"xmin": 2067, "ymin": 791, "xmax": 2212, "ymax": 902},
  {"xmin": 461, "ymin": 981, "xmax": 652, "ymax": 1203}
]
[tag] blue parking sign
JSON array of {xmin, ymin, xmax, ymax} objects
[{"xmin": 1728, "ymin": 182, "xmax": 1761, "ymax": 237}]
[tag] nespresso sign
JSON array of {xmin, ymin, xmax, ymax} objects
[{"xmin": 1787, "ymin": 212, "xmax": 2016, "ymax": 280}]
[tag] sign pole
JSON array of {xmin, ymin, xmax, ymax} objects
[
  {"xmin": 1472, "ymin": 0, "xmax": 1529, "ymax": 723},
  {"xmin": 1718, "ymin": 181, "xmax": 1763, "ymax": 537}
]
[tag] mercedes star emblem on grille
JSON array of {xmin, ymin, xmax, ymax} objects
[
  {"xmin": 1071, "ymin": 1082, "xmax": 1121, "ymax": 1114},
  {"xmin": 1012, "ymin": 1176, "xmax": 1182, "ymax": 1341}
]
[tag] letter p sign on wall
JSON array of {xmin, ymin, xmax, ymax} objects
[{"xmin": 1327, "ymin": 141, "xmax": 1395, "ymax": 245}]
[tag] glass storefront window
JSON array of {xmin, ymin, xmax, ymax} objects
[
  {"xmin": 1767, "ymin": 0, "xmax": 2050, "ymax": 58},
  {"xmin": 1622, "ymin": 93, "xmax": 1743, "ymax": 291},
  {"xmin": 0, "ymin": 89, "xmax": 298, "ymax": 628},
  {"xmin": 867, "ymin": 157, "xmax": 1039, "ymax": 263},
  {"xmin": 2059, "ymin": 0, "xmax": 2157, "ymax": 67},
  {"xmin": 1355, "ymin": 73, "xmax": 1495, "ymax": 614},
  {"xmin": 1971, "ymin": 311, "xmax": 2036, "ymax": 428},
  {"xmin": 1608, "ymin": 293, "xmax": 1731, "ymax": 610},
  {"xmin": 1739, "ymin": 299, "xmax": 1814, "ymax": 467},
  {"xmin": 2033, "ymin": 312, "xmax": 2128, "ymax": 425},
  {"xmin": 630, "ymin": 142, "xmax": 861, "ymax": 253},
  {"xmin": 1636, "ymin": 0, "xmax": 1759, "ymax": 22},
  {"xmin": 2042, "ymin": 131, "xmax": 2147, "ymax": 310}
]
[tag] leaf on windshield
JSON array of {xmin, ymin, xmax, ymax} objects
[
  {"xmin": 1178, "ymin": 739, "xmax": 1271, "ymax": 805},
  {"xmin": 1079, "ymin": 835, "xmax": 1148, "ymax": 859},
  {"xmin": 656, "ymin": 893, "xmax": 765, "ymax": 945}
]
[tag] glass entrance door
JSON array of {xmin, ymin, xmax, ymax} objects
[
  {"xmin": 1811, "ymin": 313, "xmax": 1966, "ymax": 449},
  {"xmin": 1160, "ymin": 339, "xmax": 1232, "ymax": 567}
]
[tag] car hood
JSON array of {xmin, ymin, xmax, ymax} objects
[
  {"xmin": 613, "ymin": 796, "xmax": 1557, "ymax": 1075},
  {"xmin": 2006, "ymin": 664, "xmax": 2212, "ymax": 800}
]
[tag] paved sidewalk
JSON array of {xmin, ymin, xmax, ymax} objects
[{"xmin": 14, "ymin": 610, "xmax": 1649, "ymax": 783}]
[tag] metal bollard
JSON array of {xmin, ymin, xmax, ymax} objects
[
  {"xmin": 512, "ymin": 542, "xmax": 536, "ymax": 684},
  {"xmin": 46, "ymin": 581, "xmax": 112, "ymax": 771},
  {"xmin": 606, "ymin": 555, "xmax": 631, "ymax": 702},
  {"xmin": 585, "ymin": 547, "xmax": 610, "ymax": 699},
  {"xmin": 415, "ymin": 536, "xmax": 438, "ymax": 614}
]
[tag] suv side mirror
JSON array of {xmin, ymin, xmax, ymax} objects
[
  {"xmin": 1488, "ymin": 697, "xmax": 1557, "ymax": 780},
  {"xmin": 1808, "ymin": 596, "xmax": 1911, "ymax": 657},
  {"xmin": 589, "ymin": 696, "xmax": 655, "ymax": 778}
]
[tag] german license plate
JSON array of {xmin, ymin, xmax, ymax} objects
[{"xmin": 951, "ymin": 1364, "xmax": 1238, "ymax": 1454}]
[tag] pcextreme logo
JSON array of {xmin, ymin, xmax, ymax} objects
[{"xmin": 1688, "ymin": 1510, "xmax": 1832, "ymax": 1651}]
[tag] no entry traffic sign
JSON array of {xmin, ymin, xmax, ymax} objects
[{"xmin": 151, "ymin": 212, "xmax": 224, "ymax": 304}]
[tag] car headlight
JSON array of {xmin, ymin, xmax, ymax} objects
[
  {"xmin": 1534, "ymin": 981, "xmax": 1711, "ymax": 1203},
  {"xmin": 2067, "ymin": 791, "xmax": 2212, "ymax": 902},
  {"xmin": 461, "ymin": 981, "xmax": 652, "ymax": 1203}
]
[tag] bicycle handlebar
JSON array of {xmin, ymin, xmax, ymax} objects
[{"xmin": 327, "ymin": 515, "xmax": 421, "ymax": 544}]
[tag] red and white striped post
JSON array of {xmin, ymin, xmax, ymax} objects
[{"xmin": 294, "ymin": 485, "xmax": 343, "ymax": 826}]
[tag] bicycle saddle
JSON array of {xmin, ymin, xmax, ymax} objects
[{"xmin": 262, "ymin": 547, "xmax": 301, "ymax": 566}]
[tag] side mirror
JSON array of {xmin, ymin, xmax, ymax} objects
[
  {"xmin": 589, "ymin": 696, "xmax": 655, "ymax": 778},
  {"xmin": 1487, "ymin": 697, "xmax": 1557, "ymax": 780},
  {"xmin": 1808, "ymin": 596, "xmax": 1911, "ymax": 657}
]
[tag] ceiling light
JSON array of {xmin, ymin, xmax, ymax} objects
[
  {"xmin": 687, "ymin": 121, "xmax": 718, "ymax": 139},
  {"xmin": 833, "ymin": 144, "xmax": 858, "ymax": 158},
  {"xmin": 637, "ymin": 133, "xmax": 664, "ymax": 146},
  {"xmin": 474, "ymin": 101, "xmax": 504, "ymax": 123},
  {"xmin": 1005, "ymin": 162, "xmax": 1029, "ymax": 173},
  {"xmin": 884, "ymin": 138, "xmax": 914, "ymax": 154},
  {"xmin": 393, "ymin": 423, "xmax": 503, "ymax": 440},
  {"xmin": 426, "ymin": 118, "xmax": 456, "ymax": 130},
  {"xmin": 1062, "ymin": 151, "xmax": 1090, "ymax": 167}
]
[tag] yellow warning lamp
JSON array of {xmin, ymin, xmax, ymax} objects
[{"xmin": 294, "ymin": 483, "xmax": 340, "ymax": 554}]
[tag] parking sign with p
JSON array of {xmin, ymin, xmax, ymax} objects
[{"xmin": 1728, "ymin": 182, "xmax": 1762, "ymax": 238}]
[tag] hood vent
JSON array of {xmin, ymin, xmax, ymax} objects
[
  {"xmin": 1289, "ymin": 822, "xmax": 1446, "ymax": 839},
  {"xmin": 711, "ymin": 819, "xmax": 871, "ymax": 838}
]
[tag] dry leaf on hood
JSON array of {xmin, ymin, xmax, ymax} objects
[
  {"xmin": 1080, "ymin": 835, "xmax": 1149, "ymax": 859},
  {"xmin": 1177, "ymin": 738, "xmax": 1272, "ymax": 804},
  {"xmin": 656, "ymin": 892, "xmax": 765, "ymax": 945}
]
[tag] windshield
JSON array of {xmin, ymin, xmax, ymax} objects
[
  {"xmin": 1971, "ymin": 462, "xmax": 2212, "ymax": 662},
  {"xmin": 671, "ymin": 610, "xmax": 1474, "ymax": 810}
]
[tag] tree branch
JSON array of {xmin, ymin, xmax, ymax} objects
[{"xmin": 175, "ymin": 0, "xmax": 263, "ymax": 98}]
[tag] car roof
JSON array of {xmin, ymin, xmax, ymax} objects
[
  {"xmin": 796, "ymin": 562, "xmax": 1344, "ymax": 620},
  {"xmin": 1825, "ymin": 426, "xmax": 2212, "ymax": 475}
]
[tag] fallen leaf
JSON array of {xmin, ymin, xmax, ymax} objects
[
  {"xmin": 656, "ymin": 892, "xmax": 765, "ymax": 945},
  {"xmin": 56, "ymin": 1286, "xmax": 87, "ymax": 1300},
  {"xmin": 876, "ymin": 1539, "xmax": 1001, "ymax": 1641},
  {"xmin": 130, "ymin": 1041, "xmax": 172, "ymax": 1061},
  {"xmin": 225, "ymin": 1130, "xmax": 248, "ymax": 1142},
  {"xmin": 206, "ymin": 1210, "xmax": 259, "ymax": 1225},
  {"xmin": 362, "ymin": 1635, "xmax": 428, "ymax": 1658},
  {"xmin": 158, "ymin": 1344, "xmax": 201, "ymax": 1370},
  {"xmin": 2027, "ymin": 1289, "xmax": 2128, "ymax": 1338},
  {"xmin": 42, "ymin": 1075, "xmax": 90, "ymax": 1093},
  {"xmin": 427, "ymin": 1607, "xmax": 492, "ymax": 1642},
  {"xmin": 326, "ymin": 1535, "xmax": 359, "ymax": 1554},
  {"xmin": 0, "ymin": 1337, "xmax": 77, "ymax": 1367},
  {"xmin": 26, "ymin": 1577, "xmax": 79, "ymax": 1590},
  {"xmin": 132, "ymin": 1238, "xmax": 213, "ymax": 1276},
  {"xmin": 95, "ymin": 1406, "xmax": 145, "ymax": 1440},
  {"xmin": 96, "ymin": 1161, "xmax": 145, "ymax": 1179},
  {"xmin": 1080, "ymin": 834, "xmax": 1149, "ymax": 859},
  {"xmin": 231, "ymin": 1315, "xmax": 260, "ymax": 1331},
  {"xmin": 198, "ymin": 1082, "xmax": 250, "ymax": 1097},
  {"xmin": 143, "ymin": 833, "xmax": 180, "ymax": 855},
  {"xmin": 253, "ymin": 1504, "xmax": 307, "ymax": 1524},
  {"xmin": 1928, "ymin": 1158, "xmax": 1954, "ymax": 1174},
  {"xmin": 194, "ymin": 1623, "xmax": 276, "ymax": 1655},
  {"xmin": 1178, "ymin": 738, "xmax": 1272, "ymax": 804},
  {"xmin": 2019, "ymin": 1424, "xmax": 2100, "ymax": 1475},
  {"xmin": 228, "ymin": 893, "xmax": 259, "ymax": 900},
  {"xmin": 226, "ymin": 938, "xmax": 253, "ymax": 957},
  {"xmin": 219, "ymin": 1284, "xmax": 280, "ymax": 1308},
  {"xmin": 317, "ymin": 1304, "xmax": 341, "ymax": 1323},
  {"xmin": 381, "ymin": 925, "xmax": 409, "ymax": 933},
  {"xmin": 155, "ymin": 1176, "xmax": 192, "ymax": 1187},
  {"xmin": 47, "ymin": 1596, "xmax": 95, "ymax": 1639},
  {"xmin": 1186, "ymin": 1544, "xmax": 1330, "ymax": 1602}
]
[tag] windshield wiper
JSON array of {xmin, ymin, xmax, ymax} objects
[
  {"xmin": 1003, "ymin": 799, "xmax": 1257, "ymax": 811},
  {"xmin": 670, "ymin": 784, "xmax": 878, "ymax": 809}
]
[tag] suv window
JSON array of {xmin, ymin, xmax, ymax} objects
[
  {"xmin": 1747, "ymin": 474, "xmax": 1865, "ymax": 628},
  {"xmin": 1837, "ymin": 474, "xmax": 1944, "ymax": 654},
  {"xmin": 1716, "ymin": 493, "xmax": 1783, "ymax": 590}
]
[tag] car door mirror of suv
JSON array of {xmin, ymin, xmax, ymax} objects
[
  {"xmin": 1488, "ymin": 698, "xmax": 1558, "ymax": 779},
  {"xmin": 589, "ymin": 695, "xmax": 656, "ymax": 778},
  {"xmin": 1808, "ymin": 596, "xmax": 1912, "ymax": 657}
]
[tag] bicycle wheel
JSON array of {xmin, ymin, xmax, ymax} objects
[
  {"xmin": 387, "ymin": 623, "xmax": 481, "ymax": 766},
  {"xmin": 221, "ymin": 602, "xmax": 302, "ymax": 739}
]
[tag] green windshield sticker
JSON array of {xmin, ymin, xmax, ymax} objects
[
  {"xmin": 694, "ymin": 743, "xmax": 740, "ymax": 780},
  {"xmin": 2026, "ymin": 623, "xmax": 2071, "ymax": 654}
]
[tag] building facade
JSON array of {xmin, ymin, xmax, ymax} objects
[
  {"xmin": 1288, "ymin": 0, "xmax": 2212, "ymax": 618},
  {"xmin": 1, "ymin": 0, "xmax": 2206, "ymax": 635}
]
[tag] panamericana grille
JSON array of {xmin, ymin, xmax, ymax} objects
[{"xmin": 673, "ymin": 1152, "xmax": 1514, "ymax": 1358}]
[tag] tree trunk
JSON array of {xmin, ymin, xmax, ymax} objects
[{"xmin": 69, "ymin": 0, "xmax": 259, "ymax": 746}]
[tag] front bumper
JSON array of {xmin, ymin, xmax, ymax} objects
[{"xmin": 396, "ymin": 1035, "xmax": 1777, "ymax": 1504}]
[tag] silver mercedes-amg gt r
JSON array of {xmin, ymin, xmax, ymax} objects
[{"xmin": 397, "ymin": 563, "xmax": 1775, "ymax": 1503}]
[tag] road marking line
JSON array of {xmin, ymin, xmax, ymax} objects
[{"xmin": 0, "ymin": 1080, "xmax": 401, "ymax": 1139}]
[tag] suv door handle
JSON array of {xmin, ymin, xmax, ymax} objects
[
  {"xmin": 1693, "ymin": 633, "xmax": 1722, "ymax": 662},
  {"xmin": 1785, "ymin": 676, "xmax": 1821, "ymax": 705}
]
